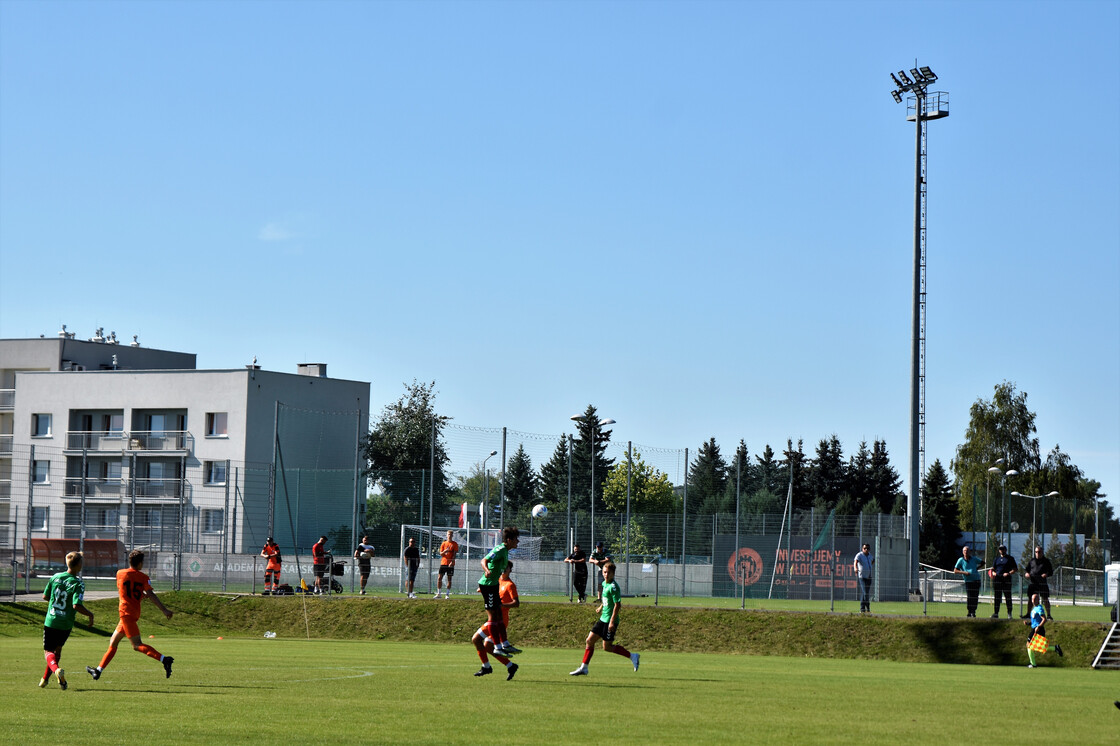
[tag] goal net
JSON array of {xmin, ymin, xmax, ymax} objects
[{"xmin": 400, "ymin": 524, "xmax": 544, "ymax": 595}]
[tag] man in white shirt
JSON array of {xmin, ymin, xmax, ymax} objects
[{"xmin": 853, "ymin": 543, "xmax": 874, "ymax": 613}]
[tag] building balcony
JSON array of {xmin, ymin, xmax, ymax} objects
[
  {"xmin": 0, "ymin": 389, "xmax": 13, "ymax": 411},
  {"xmin": 65, "ymin": 431, "xmax": 130, "ymax": 452},
  {"xmin": 0, "ymin": 433, "xmax": 12, "ymax": 456},
  {"xmin": 64, "ymin": 478, "xmax": 124, "ymax": 498},
  {"xmin": 133, "ymin": 478, "xmax": 186, "ymax": 500},
  {"xmin": 127, "ymin": 431, "xmax": 193, "ymax": 454}
]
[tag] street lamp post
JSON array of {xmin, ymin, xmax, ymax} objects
[
  {"xmin": 986, "ymin": 460, "xmax": 1004, "ymax": 562},
  {"xmin": 1011, "ymin": 491, "xmax": 1060, "ymax": 551},
  {"xmin": 890, "ymin": 64, "xmax": 948, "ymax": 592},
  {"xmin": 482, "ymin": 450, "xmax": 497, "ymax": 530},
  {"xmin": 571, "ymin": 414, "xmax": 615, "ymax": 550},
  {"xmin": 1001, "ymin": 469, "xmax": 1019, "ymax": 548}
]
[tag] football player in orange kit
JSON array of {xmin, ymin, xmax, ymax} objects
[{"xmin": 87, "ymin": 549, "xmax": 174, "ymax": 680}]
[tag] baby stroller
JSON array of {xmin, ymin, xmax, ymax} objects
[{"xmin": 329, "ymin": 559, "xmax": 345, "ymax": 594}]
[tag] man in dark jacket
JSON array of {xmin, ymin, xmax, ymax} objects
[
  {"xmin": 1022, "ymin": 546, "xmax": 1054, "ymax": 619},
  {"xmin": 990, "ymin": 544, "xmax": 1017, "ymax": 619}
]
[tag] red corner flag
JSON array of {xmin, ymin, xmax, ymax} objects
[{"xmin": 459, "ymin": 502, "xmax": 467, "ymax": 528}]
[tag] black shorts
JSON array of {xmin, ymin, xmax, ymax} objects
[
  {"xmin": 43, "ymin": 626, "xmax": 71, "ymax": 652},
  {"xmin": 591, "ymin": 619, "xmax": 616, "ymax": 643},
  {"xmin": 407, "ymin": 564, "xmax": 419, "ymax": 582},
  {"xmin": 358, "ymin": 561, "xmax": 371, "ymax": 578},
  {"xmin": 480, "ymin": 584, "xmax": 500, "ymax": 612},
  {"xmin": 313, "ymin": 563, "xmax": 326, "ymax": 579},
  {"xmin": 1028, "ymin": 583, "xmax": 1050, "ymax": 599},
  {"xmin": 438, "ymin": 565, "xmax": 454, "ymax": 578}
]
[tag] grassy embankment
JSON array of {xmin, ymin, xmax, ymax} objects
[{"xmin": 1, "ymin": 591, "xmax": 1111, "ymax": 667}]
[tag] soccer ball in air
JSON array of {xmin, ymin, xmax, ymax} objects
[{"xmin": 531, "ymin": 504, "xmax": 548, "ymax": 518}]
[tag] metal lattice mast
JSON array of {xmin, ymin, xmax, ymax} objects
[
  {"xmin": 890, "ymin": 64, "xmax": 948, "ymax": 593},
  {"xmin": 919, "ymin": 112, "xmax": 928, "ymax": 512}
]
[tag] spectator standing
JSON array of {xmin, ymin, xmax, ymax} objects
[
  {"xmin": 39, "ymin": 551, "xmax": 94, "ymax": 690},
  {"xmin": 354, "ymin": 536, "xmax": 375, "ymax": 595},
  {"xmin": 953, "ymin": 545, "xmax": 984, "ymax": 617},
  {"xmin": 853, "ymin": 543, "xmax": 874, "ymax": 613},
  {"xmin": 260, "ymin": 537, "xmax": 282, "ymax": 595},
  {"xmin": 565, "ymin": 543, "xmax": 588, "ymax": 603},
  {"xmin": 312, "ymin": 535, "xmax": 328, "ymax": 594},
  {"xmin": 1023, "ymin": 546, "xmax": 1054, "ymax": 619},
  {"xmin": 403, "ymin": 537, "xmax": 421, "ymax": 598},
  {"xmin": 990, "ymin": 544, "xmax": 1018, "ymax": 619},
  {"xmin": 589, "ymin": 542, "xmax": 609, "ymax": 601},
  {"xmin": 435, "ymin": 530, "xmax": 459, "ymax": 599}
]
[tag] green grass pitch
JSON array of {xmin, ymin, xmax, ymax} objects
[{"xmin": 5, "ymin": 635, "xmax": 1118, "ymax": 745}]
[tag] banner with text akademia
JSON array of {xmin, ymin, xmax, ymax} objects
[{"xmin": 714, "ymin": 535, "xmax": 862, "ymax": 599}]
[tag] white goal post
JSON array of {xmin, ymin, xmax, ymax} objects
[{"xmin": 399, "ymin": 524, "xmax": 543, "ymax": 595}]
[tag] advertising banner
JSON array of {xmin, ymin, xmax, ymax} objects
[{"xmin": 714, "ymin": 535, "xmax": 862, "ymax": 599}]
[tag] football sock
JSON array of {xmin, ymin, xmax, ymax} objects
[
  {"xmin": 99, "ymin": 647, "xmax": 117, "ymax": 670},
  {"xmin": 1027, "ymin": 647, "xmax": 1037, "ymax": 666},
  {"xmin": 136, "ymin": 644, "xmax": 162, "ymax": 661},
  {"xmin": 582, "ymin": 649, "xmax": 593, "ymax": 665},
  {"xmin": 42, "ymin": 665, "xmax": 52, "ymax": 680},
  {"xmin": 45, "ymin": 652, "xmax": 59, "ymax": 673},
  {"xmin": 477, "ymin": 650, "xmax": 489, "ymax": 664},
  {"xmin": 612, "ymin": 645, "xmax": 632, "ymax": 659},
  {"xmin": 492, "ymin": 652, "xmax": 510, "ymax": 666}
]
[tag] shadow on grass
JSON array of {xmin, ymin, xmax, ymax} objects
[{"xmin": 911, "ymin": 619, "xmax": 1027, "ymax": 665}]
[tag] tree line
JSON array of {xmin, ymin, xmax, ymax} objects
[{"xmin": 360, "ymin": 380, "xmax": 1116, "ymax": 569}]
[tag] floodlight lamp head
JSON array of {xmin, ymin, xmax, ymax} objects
[
  {"xmin": 919, "ymin": 66, "xmax": 936, "ymax": 82},
  {"xmin": 599, "ymin": 418, "xmax": 616, "ymax": 426},
  {"xmin": 891, "ymin": 90, "xmax": 903, "ymax": 103},
  {"xmin": 897, "ymin": 70, "xmax": 913, "ymax": 84},
  {"xmin": 1047, "ymin": 491, "xmax": 1060, "ymax": 497},
  {"xmin": 995, "ymin": 457, "xmax": 1005, "ymax": 465},
  {"xmin": 988, "ymin": 467, "xmax": 1003, "ymax": 473},
  {"xmin": 489, "ymin": 450, "xmax": 498, "ymax": 456},
  {"xmin": 1005, "ymin": 469, "xmax": 1019, "ymax": 477},
  {"xmin": 1011, "ymin": 492, "xmax": 1022, "ymax": 497},
  {"xmin": 910, "ymin": 68, "xmax": 924, "ymax": 82},
  {"xmin": 890, "ymin": 72, "xmax": 903, "ymax": 87}
]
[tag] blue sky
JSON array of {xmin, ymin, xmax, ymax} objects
[{"xmin": 1, "ymin": 1, "xmax": 1117, "ymax": 513}]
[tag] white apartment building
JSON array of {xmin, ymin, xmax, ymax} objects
[{"xmin": 1, "ymin": 329, "xmax": 369, "ymax": 560}]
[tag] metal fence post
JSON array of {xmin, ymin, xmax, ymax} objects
[
  {"xmin": 25, "ymin": 445, "xmax": 34, "ymax": 593},
  {"xmin": 80, "ymin": 448, "xmax": 88, "ymax": 556},
  {"xmin": 222, "ymin": 459, "xmax": 230, "ymax": 592}
]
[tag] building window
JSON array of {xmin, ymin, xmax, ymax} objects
[
  {"xmin": 135, "ymin": 508, "xmax": 162, "ymax": 527},
  {"xmin": 102, "ymin": 413, "xmax": 124, "ymax": 434},
  {"xmin": 99, "ymin": 461, "xmax": 123, "ymax": 481},
  {"xmin": 202, "ymin": 509, "xmax": 225, "ymax": 533},
  {"xmin": 32, "ymin": 413, "xmax": 52, "ymax": 437},
  {"xmin": 205, "ymin": 412, "xmax": 228, "ymax": 437},
  {"xmin": 32, "ymin": 460, "xmax": 49, "ymax": 484},
  {"xmin": 31, "ymin": 507, "xmax": 48, "ymax": 531},
  {"xmin": 205, "ymin": 461, "xmax": 227, "ymax": 485}
]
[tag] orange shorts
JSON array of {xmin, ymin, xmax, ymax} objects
[{"xmin": 115, "ymin": 616, "xmax": 141, "ymax": 639}]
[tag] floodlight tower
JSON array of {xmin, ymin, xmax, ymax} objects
[{"xmin": 890, "ymin": 64, "xmax": 948, "ymax": 594}]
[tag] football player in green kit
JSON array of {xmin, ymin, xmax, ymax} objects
[
  {"xmin": 40, "ymin": 551, "xmax": 94, "ymax": 690},
  {"xmin": 570, "ymin": 560, "xmax": 639, "ymax": 676}
]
